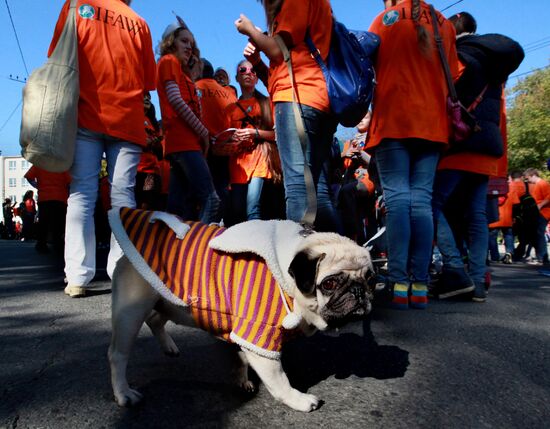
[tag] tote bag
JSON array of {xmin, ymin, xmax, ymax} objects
[{"xmin": 20, "ymin": 0, "xmax": 79, "ymax": 172}]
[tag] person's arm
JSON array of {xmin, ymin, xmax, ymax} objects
[
  {"xmin": 235, "ymin": 14, "xmax": 284, "ymax": 64},
  {"xmin": 232, "ymin": 128, "xmax": 275, "ymax": 144},
  {"xmin": 257, "ymin": 129, "xmax": 275, "ymax": 142},
  {"xmin": 165, "ymin": 81, "xmax": 208, "ymax": 139},
  {"xmin": 538, "ymin": 182, "xmax": 550, "ymax": 210},
  {"xmin": 244, "ymin": 42, "xmax": 269, "ymax": 87},
  {"xmin": 23, "ymin": 168, "xmax": 38, "ymax": 189}
]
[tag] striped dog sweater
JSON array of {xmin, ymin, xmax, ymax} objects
[{"xmin": 111, "ymin": 207, "xmax": 295, "ymax": 359}]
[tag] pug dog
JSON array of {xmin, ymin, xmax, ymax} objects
[{"xmin": 108, "ymin": 209, "xmax": 374, "ymax": 412}]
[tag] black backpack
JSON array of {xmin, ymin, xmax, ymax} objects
[{"xmin": 512, "ymin": 183, "xmax": 539, "ymax": 237}]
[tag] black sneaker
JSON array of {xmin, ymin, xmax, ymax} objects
[
  {"xmin": 435, "ymin": 266, "xmax": 475, "ymax": 299},
  {"xmin": 472, "ymin": 284, "xmax": 487, "ymax": 303}
]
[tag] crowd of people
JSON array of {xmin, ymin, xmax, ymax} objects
[{"xmin": 6, "ymin": 0, "xmax": 548, "ymax": 304}]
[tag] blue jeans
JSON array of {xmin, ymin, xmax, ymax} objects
[
  {"xmin": 231, "ymin": 177, "xmax": 265, "ymax": 224},
  {"xmin": 274, "ymin": 102, "xmax": 341, "ymax": 233},
  {"xmin": 433, "ymin": 170, "xmax": 489, "ymax": 285},
  {"xmin": 65, "ymin": 128, "xmax": 141, "ymax": 286},
  {"xmin": 535, "ymin": 214, "xmax": 549, "ymax": 262},
  {"xmin": 488, "ymin": 227, "xmax": 514, "ymax": 261},
  {"xmin": 167, "ymin": 151, "xmax": 220, "ymax": 224},
  {"xmin": 375, "ymin": 140, "xmax": 440, "ymax": 284}
]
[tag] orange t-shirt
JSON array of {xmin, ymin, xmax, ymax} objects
[
  {"xmin": 137, "ymin": 117, "xmax": 160, "ymax": 175},
  {"xmin": 532, "ymin": 179, "xmax": 550, "ymax": 220},
  {"xmin": 225, "ymin": 98, "xmax": 272, "ymax": 184},
  {"xmin": 366, "ymin": 1, "xmax": 458, "ymax": 150},
  {"xmin": 48, "ymin": 0, "xmax": 156, "ymax": 146},
  {"xmin": 509, "ymin": 179, "xmax": 526, "ymax": 199},
  {"xmin": 24, "ymin": 166, "xmax": 71, "ymax": 203},
  {"xmin": 489, "ymin": 187, "xmax": 520, "ymax": 228},
  {"xmin": 157, "ymin": 54, "xmax": 202, "ymax": 155},
  {"xmin": 196, "ymin": 78, "xmax": 237, "ymax": 135},
  {"xmin": 268, "ymin": 0, "xmax": 331, "ymax": 112}
]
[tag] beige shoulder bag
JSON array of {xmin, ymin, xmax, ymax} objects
[{"xmin": 20, "ymin": 0, "xmax": 79, "ymax": 172}]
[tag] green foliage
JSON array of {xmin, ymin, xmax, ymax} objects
[{"xmin": 507, "ymin": 66, "xmax": 550, "ymax": 176}]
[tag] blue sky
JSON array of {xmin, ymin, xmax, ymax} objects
[{"xmin": 0, "ymin": 0, "xmax": 548, "ymax": 155}]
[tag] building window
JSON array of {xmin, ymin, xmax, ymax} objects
[
  {"xmin": 21, "ymin": 160, "xmax": 30, "ymax": 169},
  {"xmin": 8, "ymin": 161, "xmax": 16, "ymax": 171},
  {"xmin": 10, "ymin": 195, "xmax": 17, "ymax": 202},
  {"xmin": 21, "ymin": 178, "xmax": 28, "ymax": 187},
  {"xmin": 8, "ymin": 178, "xmax": 16, "ymax": 187}
]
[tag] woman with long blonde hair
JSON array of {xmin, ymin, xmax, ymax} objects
[{"xmin": 156, "ymin": 19, "xmax": 220, "ymax": 223}]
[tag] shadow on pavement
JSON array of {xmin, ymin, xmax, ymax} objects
[{"xmin": 282, "ymin": 317, "xmax": 409, "ymax": 392}]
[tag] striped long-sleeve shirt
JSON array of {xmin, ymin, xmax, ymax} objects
[
  {"xmin": 165, "ymin": 80, "xmax": 208, "ymax": 139},
  {"xmin": 113, "ymin": 207, "xmax": 294, "ymax": 359}
]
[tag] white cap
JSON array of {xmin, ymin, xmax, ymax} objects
[
  {"xmin": 162, "ymin": 22, "xmax": 182, "ymax": 41},
  {"xmin": 162, "ymin": 12, "xmax": 190, "ymax": 41}
]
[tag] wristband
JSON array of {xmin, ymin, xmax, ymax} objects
[{"xmin": 255, "ymin": 128, "xmax": 260, "ymax": 140}]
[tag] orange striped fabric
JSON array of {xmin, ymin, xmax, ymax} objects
[{"xmin": 119, "ymin": 207, "xmax": 294, "ymax": 356}]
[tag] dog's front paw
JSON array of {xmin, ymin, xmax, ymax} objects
[
  {"xmin": 161, "ymin": 337, "xmax": 180, "ymax": 357},
  {"xmin": 114, "ymin": 387, "xmax": 143, "ymax": 407},
  {"xmin": 239, "ymin": 379, "xmax": 256, "ymax": 393},
  {"xmin": 285, "ymin": 391, "xmax": 320, "ymax": 412}
]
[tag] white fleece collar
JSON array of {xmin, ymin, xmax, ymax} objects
[{"xmin": 209, "ymin": 220, "xmax": 305, "ymax": 296}]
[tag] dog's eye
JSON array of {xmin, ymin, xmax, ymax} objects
[{"xmin": 321, "ymin": 279, "xmax": 339, "ymax": 291}]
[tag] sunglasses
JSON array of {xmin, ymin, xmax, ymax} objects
[{"xmin": 238, "ymin": 66, "xmax": 256, "ymax": 75}]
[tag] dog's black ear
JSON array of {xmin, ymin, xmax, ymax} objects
[{"xmin": 288, "ymin": 251, "xmax": 325, "ymax": 295}]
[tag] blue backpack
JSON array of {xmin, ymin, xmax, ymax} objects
[{"xmin": 306, "ymin": 21, "xmax": 380, "ymax": 128}]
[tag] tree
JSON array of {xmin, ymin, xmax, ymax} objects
[{"xmin": 507, "ymin": 66, "xmax": 550, "ymax": 175}]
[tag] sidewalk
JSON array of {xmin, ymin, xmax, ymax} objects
[{"xmin": 1, "ymin": 238, "xmax": 549, "ymax": 428}]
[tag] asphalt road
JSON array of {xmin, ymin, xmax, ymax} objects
[{"xmin": 1, "ymin": 239, "xmax": 549, "ymax": 429}]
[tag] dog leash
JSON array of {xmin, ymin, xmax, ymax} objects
[{"xmin": 275, "ymin": 35, "xmax": 317, "ymax": 235}]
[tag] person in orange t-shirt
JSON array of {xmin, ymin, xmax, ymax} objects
[
  {"xmin": 524, "ymin": 168, "xmax": 550, "ymax": 265},
  {"xmin": 25, "ymin": 166, "xmax": 71, "ymax": 254},
  {"xmin": 235, "ymin": 0, "xmax": 342, "ymax": 233},
  {"xmin": 224, "ymin": 60, "xmax": 281, "ymax": 225},
  {"xmin": 136, "ymin": 95, "xmax": 163, "ymax": 210},
  {"xmin": 48, "ymin": 0, "xmax": 156, "ymax": 297},
  {"xmin": 339, "ymin": 111, "xmax": 376, "ymax": 245},
  {"xmin": 213, "ymin": 67, "xmax": 239, "ymax": 101},
  {"xmin": 365, "ymin": 0, "xmax": 458, "ymax": 310},
  {"xmin": 488, "ymin": 175, "xmax": 521, "ymax": 263},
  {"xmin": 157, "ymin": 19, "xmax": 220, "ymax": 223},
  {"xmin": 196, "ymin": 59, "xmax": 238, "ymax": 222}
]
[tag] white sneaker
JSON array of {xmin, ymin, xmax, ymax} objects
[{"xmin": 64, "ymin": 285, "xmax": 87, "ymax": 298}]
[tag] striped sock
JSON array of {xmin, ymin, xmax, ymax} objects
[
  {"xmin": 392, "ymin": 283, "xmax": 409, "ymax": 310},
  {"xmin": 410, "ymin": 283, "xmax": 428, "ymax": 309}
]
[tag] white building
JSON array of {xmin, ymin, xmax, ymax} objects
[{"xmin": 1, "ymin": 155, "xmax": 32, "ymax": 222}]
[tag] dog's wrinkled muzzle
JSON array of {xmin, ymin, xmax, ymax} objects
[{"xmin": 320, "ymin": 277, "xmax": 372, "ymax": 327}]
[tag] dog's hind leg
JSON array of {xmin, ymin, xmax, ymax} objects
[
  {"xmin": 234, "ymin": 349, "xmax": 255, "ymax": 393},
  {"xmin": 242, "ymin": 349, "xmax": 320, "ymax": 412},
  {"xmin": 109, "ymin": 257, "xmax": 159, "ymax": 407},
  {"xmin": 145, "ymin": 310, "xmax": 180, "ymax": 357}
]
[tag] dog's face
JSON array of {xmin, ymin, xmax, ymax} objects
[{"xmin": 288, "ymin": 233, "xmax": 375, "ymax": 330}]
